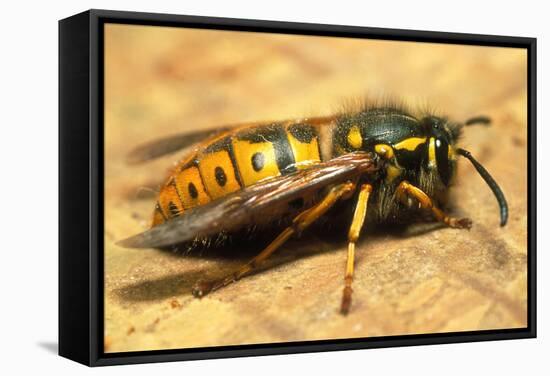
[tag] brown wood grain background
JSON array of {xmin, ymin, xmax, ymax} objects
[{"xmin": 103, "ymin": 24, "xmax": 527, "ymax": 352}]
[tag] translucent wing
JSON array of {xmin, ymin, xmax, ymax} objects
[
  {"xmin": 117, "ymin": 152, "xmax": 379, "ymax": 249},
  {"xmin": 125, "ymin": 116, "xmax": 337, "ymax": 165},
  {"xmin": 126, "ymin": 127, "xmax": 231, "ymax": 165}
]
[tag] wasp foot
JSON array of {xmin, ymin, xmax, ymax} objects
[
  {"xmin": 447, "ymin": 217, "xmax": 472, "ymax": 229},
  {"xmin": 192, "ymin": 280, "xmax": 215, "ymax": 298}
]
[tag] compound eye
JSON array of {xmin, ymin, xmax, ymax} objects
[{"xmin": 435, "ymin": 138, "xmax": 451, "ymax": 185}]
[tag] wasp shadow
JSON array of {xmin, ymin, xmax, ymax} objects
[
  {"xmin": 114, "ymin": 229, "xmax": 344, "ymax": 302},
  {"xmin": 113, "ymin": 269, "xmax": 208, "ymax": 302},
  {"xmin": 113, "ymin": 218, "xmax": 445, "ymax": 303}
]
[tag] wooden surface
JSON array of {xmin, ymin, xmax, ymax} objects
[{"xmin": 103, "ymin": 24, "xmax": 528, "ymax": 352}]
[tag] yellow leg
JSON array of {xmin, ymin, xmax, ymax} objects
[
  {"xmin": 396, "ymin": 181, "xmax": 472, "ymax": 229},
  {"xmin": 340, "ymin": 183, "xmax": 372, "ymax": 315},
  {"xmin": 192, "ymin": 181, "xmax": 356, "ymax": 298}
]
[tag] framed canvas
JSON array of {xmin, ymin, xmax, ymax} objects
[{"xmin": 59, "ymin": 9, "xmax": 536, "ymax": 366}]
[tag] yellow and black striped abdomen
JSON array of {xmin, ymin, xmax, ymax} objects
[{"xmin": 152, "ymin": 122, "xmax": 322, "ymax": 227}]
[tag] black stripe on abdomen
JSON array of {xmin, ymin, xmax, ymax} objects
[
  {"xmin": 237, "ymin": 124, "xmax": 297, "ymax": 175},
  {"xmin": 203, "ymin": 136, "xmax": 244, "ymax": 187}
]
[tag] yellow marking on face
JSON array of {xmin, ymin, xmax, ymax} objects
[
  {"xmin": 374, "ymin": 144, "xmax": 395, "ymax": 159},
  {"xmin": 198, "ymin": 150, "xmax": 241, "ymax": 199},
  {"xmin": 394, "ymin": 137, "xmax": 427, "ymax": 151},
  {"xmin": 158, "ymin": 183, "xmax": 184, "ymax": 219},
  {"xmin": 231, "ymin": 138, "xmax": 280, "ymax": 186},
  {"xmin": 428, "ymin": 137, "xmax": 436, "ymax": 168},
  {"xmin": 385, "ymin": 165, "xmax": 402, "ymax": 183},
  {"xmin": 175, "ymin": 166, "xmax": 211, "ymax": 209},
  {"xmin": 347, "ymin": 125, "xmax": 362, "ymax": 149},
  {"xmin": 286, "ymin": 130, "xmax": 321, "ymax": 169}
]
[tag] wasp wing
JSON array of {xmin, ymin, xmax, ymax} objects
[
  {"xmin": 118, "ymin": 152, "xmax": 379, "ymax": 249},
  {"xmin": 126, "ymin": 116, "xmax": 338, "ymax": 165},
  {"xmin": 126, "ymin": 127, "xmax": 231, "ymax": 165}
]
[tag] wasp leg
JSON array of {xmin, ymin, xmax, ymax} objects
[
  {"xmin": 396, "ymin": 181, "xmax": 472, "ymax": 229},
  {"xmin": 192, "ymin": 181, "xmax": 357, "ymax": 298},
  {"xmin": 341, "ymin": 183, "xmax": 372, "ymax": 315}
]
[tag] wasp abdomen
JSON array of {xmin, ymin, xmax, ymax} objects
[{"xmin": 153, "ymin": 122, "xmax": 323, "ymax": 226}]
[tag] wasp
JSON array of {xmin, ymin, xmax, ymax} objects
[{"xmin": 119, "ymin": 101, "xmax": 508, "ymax": 315}]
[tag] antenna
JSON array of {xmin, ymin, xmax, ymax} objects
[
  {"xmin": 464, "ymin": 116, "xmax": 491, "ymax": 126},
  {"xmin": 457, "ymin": 148, "xmax": 508, "ymax": 226}
]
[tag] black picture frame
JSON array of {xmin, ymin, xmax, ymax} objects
[{"xmin": 59, "ymin": 9, "xmax": 537, "ymax": 367}]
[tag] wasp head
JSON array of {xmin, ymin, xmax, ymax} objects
[
  {"xmin": 419, "ymin": 115, "xmax": 508, "ymax": 226},
  {"xmin": 419, "ymin": 115, "xmax": 462, "ymax": 187}
]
